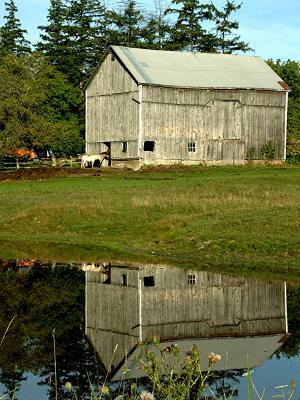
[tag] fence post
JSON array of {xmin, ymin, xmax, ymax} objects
[{"xmin": 16, "ymin": 158, "xmax": 20, "ymax": 170}]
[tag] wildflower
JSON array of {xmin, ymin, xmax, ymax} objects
[
  {"xmin": 65, "ymin": 382, "xmax": 72, "ymax": 390},
  {"xmin": 152, "ymin": 336, "xmax": 160, "ymax": 345},
  {"xmin": 290, "ymin": 380, "xmax": 296, "ymax": 389},
  {"xmin": 208, "ymin": 352, "xmax": 221, "ymax": 365},
  {"xmin": 100, "ymin": 385, "xmax": 110, "ymax": 395},
  {"xmin": 139, "ymin": 391, "xmax": 155, "ymax": 400},
  {"xmin": 122, "ymin": 367, "xmax": 131, "ymax": 375}
]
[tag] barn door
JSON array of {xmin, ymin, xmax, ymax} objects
[
  {"xmin": 205, "ymin": 100, "xmax": 244, "ymax": 162},
  {"xmin": 205, "ymin": 100, "xmax": 242, "ymax": 140}
]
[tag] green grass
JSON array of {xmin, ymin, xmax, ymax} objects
[{"xmin": 1, "ymin": 165, "xmax": 300, "ymax": 280}]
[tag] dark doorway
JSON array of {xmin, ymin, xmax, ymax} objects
[
  {"xmin": 103, "ymin": 142, "xmax": 112, "ymax": 166},
  {"xmin": 144, "ymin": 141, "xmax": 155, "ymax": 152}
]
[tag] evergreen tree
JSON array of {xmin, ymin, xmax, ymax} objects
[
  {"xmin": 108, "ymin": 0, "xmax": 147, "ymax": 48},
  {"xmin": 213, "ymin": 0, "xmax": 251, "ymax": 53},
  {"xmin": 143, "ymin": 0, "xmax": 172, "ymax": 49},
  {"xmin": 64, "ymin": 0, "xmax": 109, "ymax": 85},
  {"xmin": 165, "ymin": 0, "xmax": 216, "ymax": 52},
  {"xmin": 37, "ymin": 0, "xmax": 109, "ymax": 86},
  {"xmin": 36, "ymin": 0, "xmax": 68, "ymax": 69},
  {"xmin": 0, "ymin": 0, "xmax": 31, "ymax": 56}
]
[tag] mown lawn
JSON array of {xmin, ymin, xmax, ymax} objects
[{"xmin": 1, "ymin": 165, "xmax": 300, "ymax": 280}]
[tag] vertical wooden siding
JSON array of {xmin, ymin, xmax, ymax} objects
[
  {"xmin": 85, "ymin": 271, "xmax": 140, "ymax": 369},
  {"xmin": 141, "ymin": 268, "xmax": 286, "ymax": 340},
  {"xmin": 86, "ymin": 54, "xmax": 139, "ymax": 157},
  {"xmin": 142, "ymin": 86, "xmax": 285, "ymax": 163}
]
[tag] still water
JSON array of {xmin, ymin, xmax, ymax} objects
[{"xmin": 0, "ymin": 259, "xmax": 299, "ymax": 399}]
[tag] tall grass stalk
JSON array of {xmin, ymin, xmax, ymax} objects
[
  {"xmin": 52, "ymin": 328, "xmax": 58, "ymax": 400},
  {"xmin": 0, "ymin": 315, "xmax": 17, "ymax": 348}
]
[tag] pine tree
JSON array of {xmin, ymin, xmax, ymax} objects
[
  {"xmin": 165, "ymin": 0, "xmax": 216, "ymax": 52},
  {"xmin": 213, "ymin": 0, "xmax": 252, "ymax": 53},
  {"xmin": 36, "ymin": 0, "xmax": 68, "ymax": 69},
  {"xmin": 0, "ymin": 0, "xmax": 31, "ymax": 56},
  {"xmin": 143, "ymin": 0, "xmax": 172, "ymax": 49},
  {"xmin": 65, "ymin": 0, "xmax": 109, "ymax": 83},
  {"xmin": 108, "ymin": 0, "xmax": 147, "ymax": 48},
  {"xmin": 37, "ymin": 0, "xmax": 109, "ymax": 86}
]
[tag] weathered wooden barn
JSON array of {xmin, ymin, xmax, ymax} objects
[
  {"xmin": 85, "ymin": 46, "xmax": 289, "ymax": 168},
  {"xmin": 85, "ymin": 263, "xmax": 288, "ymax": 380}
]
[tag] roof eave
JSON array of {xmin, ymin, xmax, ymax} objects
[{"xmin": 139, "ymin": 82, "xmax": 289, "ymax": 92}]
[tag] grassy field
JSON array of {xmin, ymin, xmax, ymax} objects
[{"xmin": 1, "ymin": 164, "xmax": 300, "ymax": 280}]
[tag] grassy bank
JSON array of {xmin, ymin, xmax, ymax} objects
[{"xmin": 1, "ymin": 165, "xmax": 300, "ymax": 280}]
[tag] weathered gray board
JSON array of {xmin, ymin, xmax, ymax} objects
[
  {"xmin": 85, "ymin": 264, "xmax": 287, "ymax": 376},
  {"xmin": 85, "ymin": 48, "xmax": 288, "ymax": 167}
]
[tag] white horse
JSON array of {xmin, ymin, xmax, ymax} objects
[{"xmin": 81, "ymin": 154, "xmax": 102, "ymax": 168}]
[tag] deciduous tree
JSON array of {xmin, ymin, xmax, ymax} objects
[
  {"xmin": 268, "ymin": 59, "xmax": 300, "ymax": 161},
  {"xmin": 0, "ymin": 54, "xmax": 84, "ymax": 157}
]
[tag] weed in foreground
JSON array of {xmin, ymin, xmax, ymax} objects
[{"xmin": 63, "ymin": 339, "xmax": 296, "ymax": 400}]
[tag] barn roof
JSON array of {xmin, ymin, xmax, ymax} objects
[
  {"xmin": 110, "ymin": 46, "xmax": 288, "ymax": 91},
  {"xmin": 111, "ymin": 334, "xmax": 287, "ymax": 381}
]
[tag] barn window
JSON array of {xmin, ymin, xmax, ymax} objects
[
  {"xmin": 144, "ymin": 276, "xmax": 155, "ymax": 286},
  {"xmin": 188, "ymin": 274, "xmax": 196, "ymax": 285},
  {"xmin": 144, "ymin": 141, "xmax": 155, "ymax": 151},
  {"xmin": 122, "ymin": 142, "xmax": 128, "ymax": 153},
  {"xmin": 122, "ymin": 274, "xmax": 127, "ymax": 286},
  {"xmin": 188, "ymin": 142, "xmax": 196, "ymax": 152}
]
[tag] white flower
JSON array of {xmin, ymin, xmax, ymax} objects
[
  {"xmin": 139, "ymin": 391, "xmax": 155, "ymax": 400},
  {"xmin": 208, "ymin": 352, "xmax": 222, "ymax": 364}
]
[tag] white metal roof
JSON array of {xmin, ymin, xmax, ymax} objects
[
  {"xmin": 111, "ymin": 46, "xmax": 288, "ymax": 91},
  {"xmin": 111, "ymin": 334, "xmax": 286, "ymax": 381}
]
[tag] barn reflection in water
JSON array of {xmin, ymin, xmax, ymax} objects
[{"xmin": 85, "ymin": 264, "xmax": 288, "ymax": 381}]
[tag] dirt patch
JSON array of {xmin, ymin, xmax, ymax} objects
[
  {"xmin": 0, "ymin": 166, "xmax": 106, "ymax": 181},
  {"xmin": 0, "ymin": 165, "xmax": 203, "ymax": 181}
]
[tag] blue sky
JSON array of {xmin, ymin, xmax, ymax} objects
[{"xmin": 1, "ymin": 0, "xmax": 299, "ymax": 61}]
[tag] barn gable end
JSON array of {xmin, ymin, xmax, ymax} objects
[
  {"xmin": 85, "ymin": 51, "xmax": 140, "ymax": 167},
  {"xmin": 85, "ymin": 46, "xmax": 289, "ymax": 168}
]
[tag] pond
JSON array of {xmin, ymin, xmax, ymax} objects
[{"xmin": 0, "ymin": 259, "xmax": 299, "ymax": 399}]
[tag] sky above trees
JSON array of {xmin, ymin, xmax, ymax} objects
[{"xmin": 0, "ymin": 0, "xmax": 299, "ymax": 61}]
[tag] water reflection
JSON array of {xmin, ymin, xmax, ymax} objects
[
  {"xmin": 0, "ymin": 258, "xmax": 299, "ymax": 399},
  {"xmin": 85, "ymin": 263, "xmax": 289, "ymax": 382}
]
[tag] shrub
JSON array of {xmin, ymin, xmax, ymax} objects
[{"xmin": 261, "ymin": 141, "xmax": 275, "ymax": 161}]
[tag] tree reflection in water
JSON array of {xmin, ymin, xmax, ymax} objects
[{"xmin": 0, "ymin": 260, "xmax": 103, "ymax": 399}]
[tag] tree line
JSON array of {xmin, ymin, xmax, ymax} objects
[{"xmin": 0, "ymin": 0, "xmax": 299, "ymax": 160}]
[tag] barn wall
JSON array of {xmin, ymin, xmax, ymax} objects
[
  {"xmin": 86, "ymin": 53, "xmax": 140, "ymax": 159},
  {"xmin": 85, "ymin": 266, "xmax": 286, "ymax": 371},
  {"xmin": 141, "ymin": 268, "xmax": 286, "ymax": 340},
  {"xmin": 141, "ymin": 86, "xmax": 286, "ymax": 164},
  {"xmin": 85, "ymin": 271, "xmax": 140, "ymax": 369}
]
